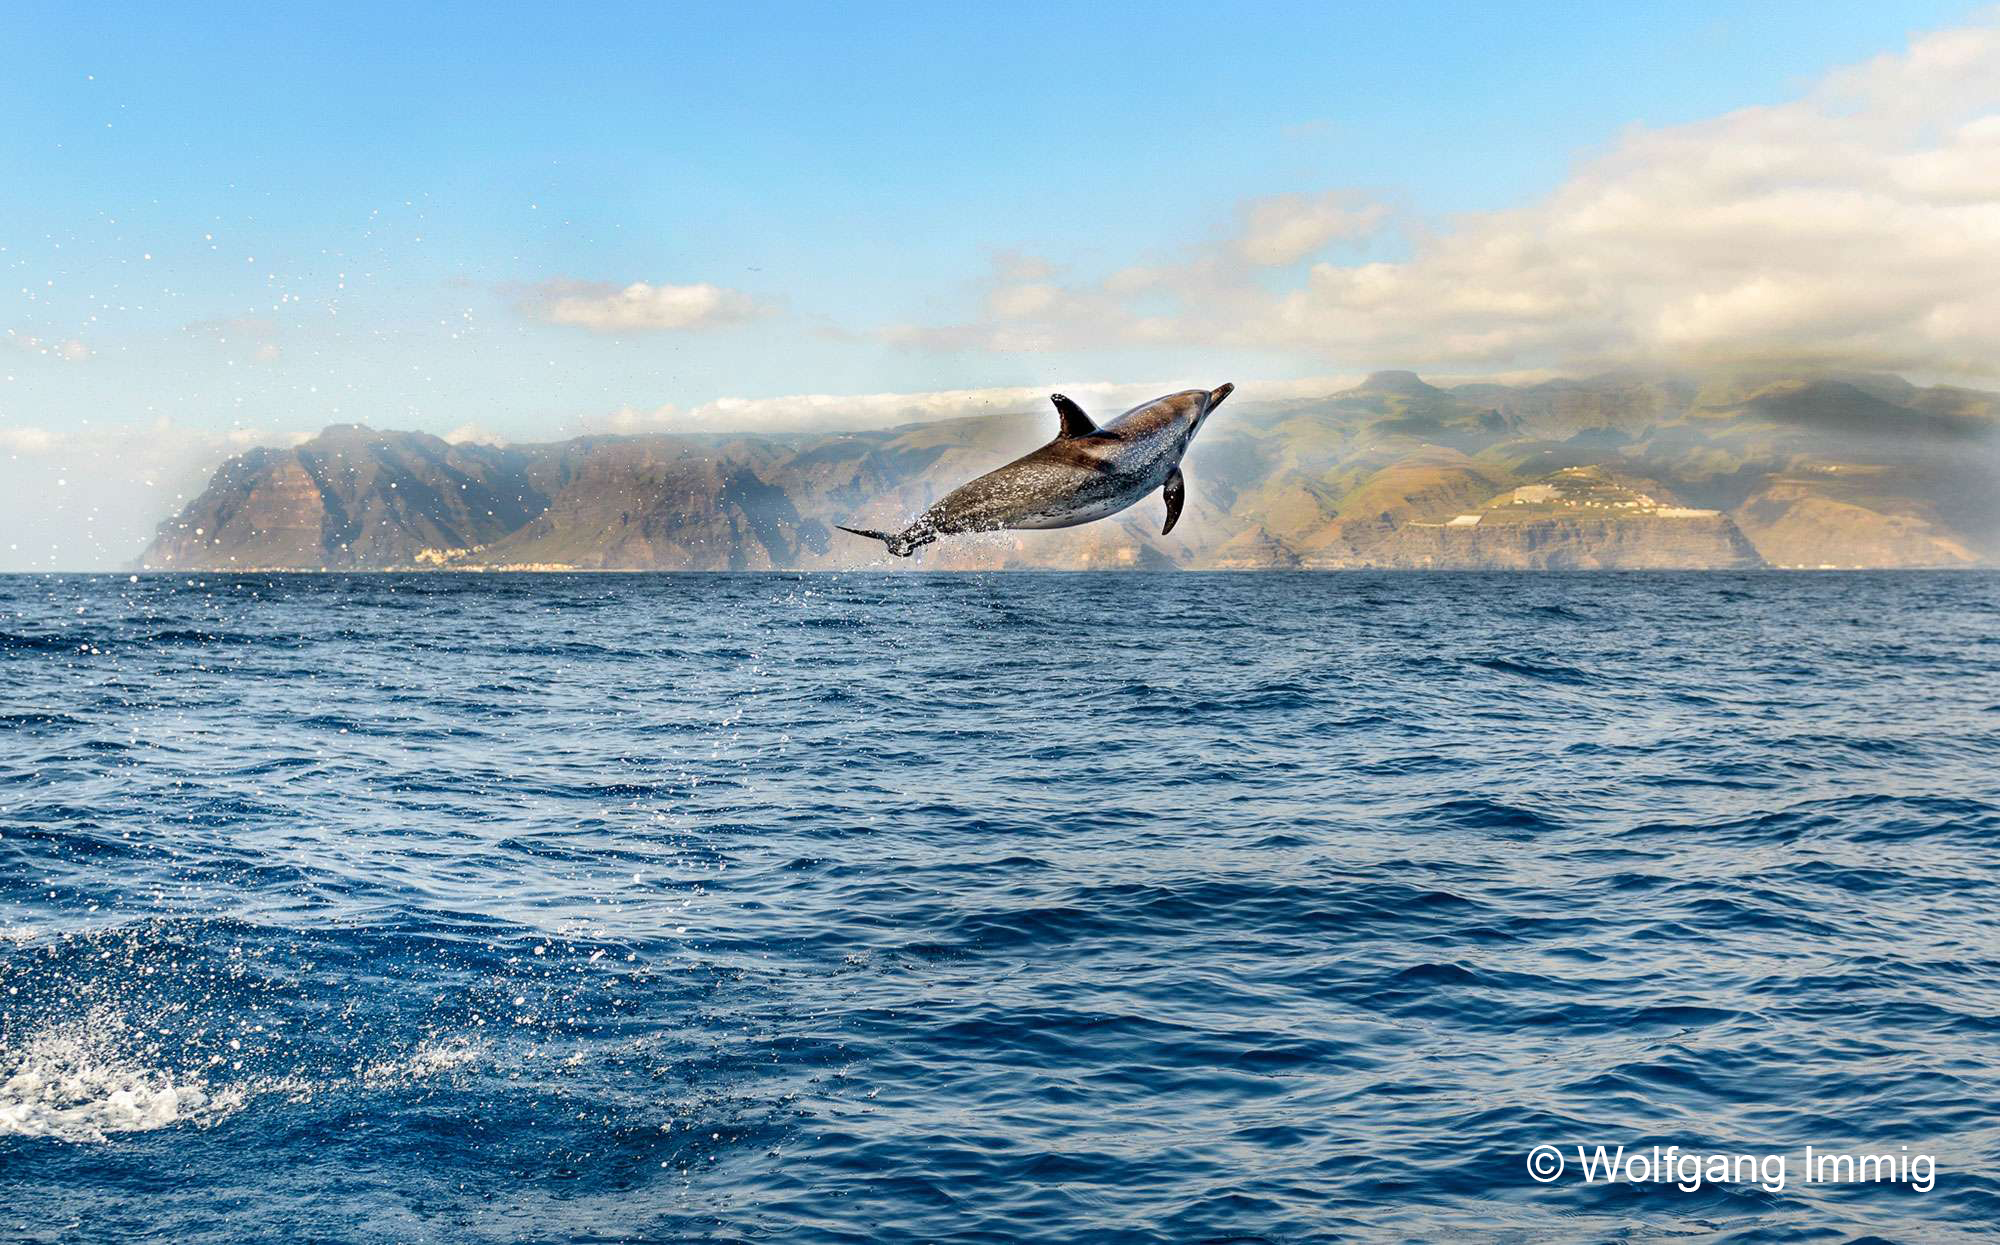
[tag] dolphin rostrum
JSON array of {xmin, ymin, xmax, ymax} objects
[{"xmin": 838, "ymin": 383, "xmax": 1233, "ymax": 557}]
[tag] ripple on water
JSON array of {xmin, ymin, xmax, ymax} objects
[{"xmin": 0, "ymin": 570, "xmax": 1996, "ymax": 1243}]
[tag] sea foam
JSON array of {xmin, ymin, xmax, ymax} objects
[{"xmin": 0, "ymin": 1010, "xmax": 245, "ymax": 1142}]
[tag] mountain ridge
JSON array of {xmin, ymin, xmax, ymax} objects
[{"xmin": 140, "ymin": 371, "xmax": 2000, "ymax": 571}]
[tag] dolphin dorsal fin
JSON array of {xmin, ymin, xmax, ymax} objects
[{"xmin": 1050, "ymin": 394, "xmax": 1097, "ymax": 439}]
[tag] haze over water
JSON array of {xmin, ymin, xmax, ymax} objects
[{"xmin": 3, "ymin": 571, "xmax": 1997, "ymax": 1242}]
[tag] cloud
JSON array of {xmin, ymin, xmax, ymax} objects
[
  {"xmin": 598, "ymin": 403, "xmax": 681, "ymax": 434},
  {"xmin": 881, "ymin": 255, "xmax": 1173, "ymax": 355},
  {"xmin": 524, "ymin": 279, "xmax": 766, "ymax": 333},
  {"xmin": 1235, "ymin": 192, "xmax": 1388, "ymax": 266},
  {"xmin": 4, "ymin": 330, "xmax": 91, "ymax": 362},
  {"xmin": 1269, "ymin": 20, "xmax": 2000, "ymax": 375},
  {"xmin": 585, "ymin": 376, "xmax": 1357, "ymax": 436},
  {"xmin": 444, "ymin": 422, "xmax": 508, "ymax": 446},
  {"xmin": 895, "ymin": 17, "xmax": 2000, "ymax": 380},
  {"xmin": 880, "ymin": 193, "xmax": 1394, "ymax": 355},
  {"xmin": 0, "ymin": 418, "xmax": 315, "ymax": 571},
  {"xmin": 0, "ymin": 425, "xmax": 58, "ymax": 454}
]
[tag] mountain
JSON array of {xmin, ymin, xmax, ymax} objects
[
  {"xmin": 139, "ymin": 371, "xmax": 2000, "ymax": 572},
  {"xmin": 1305, "ymin": 465, "xmax": 1764, "ymax": 569}
]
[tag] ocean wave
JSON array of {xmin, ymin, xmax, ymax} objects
[{"xmin": 1, "ymin": 571, "xmax": 1996, "ymax": 1241}]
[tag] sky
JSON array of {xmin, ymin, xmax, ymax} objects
[{"xmin": 2, "ymin": 1, "xmax": 1996, "ymax": 569}]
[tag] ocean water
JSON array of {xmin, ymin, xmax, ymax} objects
[{"xmin": 3, "ymin": 570, "xmax": 1997, "ymax": 1244}]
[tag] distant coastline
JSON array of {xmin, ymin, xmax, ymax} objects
[
  {"xmin": 140, "ymin": 370, "xmax": 1998, "ymax": 574},
  {"xmin": 102, "ymin": 565, "xmax": 2000, "ymax": 577}
]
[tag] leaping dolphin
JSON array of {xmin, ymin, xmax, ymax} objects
[{"xmin": 838, "ymin": 383, "xmax": 1233, "ymax": 557}]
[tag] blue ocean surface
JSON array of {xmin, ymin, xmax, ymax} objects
[{"xmin": 2, "ymin": 571, "xmax": 1998, "ymax": 1243}]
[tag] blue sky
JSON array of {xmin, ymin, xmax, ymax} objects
[{"xmin": 2, "ymin": 1, "xmax": 1996, "ymax": 567}]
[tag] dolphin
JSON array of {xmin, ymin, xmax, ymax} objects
[{"xmin": 838, "ymin": 383, "xmax": 1233, "ymax": 557}]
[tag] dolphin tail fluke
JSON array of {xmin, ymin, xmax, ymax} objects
[{"xmin": 837, "ymin": 524, "xmax": 920, "ymax": 558}]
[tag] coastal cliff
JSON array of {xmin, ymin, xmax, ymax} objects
[
  {"xmin": 1311, "ymin": 514, "xmax": 1763, "ymax": 570},
  {"xmin": 141, "ymin": 371, "xmax": 1997, "ymax": 572}
]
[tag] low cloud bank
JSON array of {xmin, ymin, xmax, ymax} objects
[
  {"xmin": 523, "ymin": 279, "xmax": 767, "ymax": 333},
  {"xmin": 0, "ymin": 420, "xmax": 307, "ymax": 572},
  {"xmin": 590, "ymin": 375, "xmax": 1359, "ymax": 436},
  {"xmin": 898, "ymin": 20, "xmax": 2000, "ymax": 381}
]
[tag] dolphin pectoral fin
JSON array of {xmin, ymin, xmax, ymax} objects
[
  {"xmin": 1051, "ymin": 393, "xmax": 1098, "ymax": 439},
  {"xmin": 1161, "ymin": 467, "xmax": 1186, "ymax": 535}
]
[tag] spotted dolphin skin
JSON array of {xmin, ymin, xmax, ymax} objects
[{"xmin": 838, "ymin": 383, "xmax": 1234, "ymax": 557}]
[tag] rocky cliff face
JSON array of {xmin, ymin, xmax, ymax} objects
[
  {"xmin": 475, "ymin": 442, "xmax": 826, "ymax": 571},
  {"xmin": 144, "ymin": 426, "xmax": 575, "ymax": 570},
  {"xmin": 140, "ymin": 371, "xmax": 1999, "ymax": 572},
  {"xmin": 1732, "ymin": 474, "xmax": 1984, "ymax": 568},
  {"xmin": 1316, "ymin": 514, "xmax": 1764, "ymax": 570}
]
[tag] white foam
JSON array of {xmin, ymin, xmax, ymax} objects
[
  {"xmin": 0, "ymin": 1011, "xmax": 245, "ymax": 1142},
  {"xmin": 0, "ymin": 1006, "xmax": 490, "ymax": 1142},
  {"xmin": 357, "ymin": 1034, "xmax": 485, "ymax": 1087}
]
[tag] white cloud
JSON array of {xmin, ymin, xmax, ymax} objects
[
  {"xmin": 599, "ymin": 403, "xmax": 680, "ymax": 433},
  {"xmin": 882, "ymin": 255, "xmax": 1158, "ymax": 355},
  {"xmin": 585, "ymin": 376, "xmax": 1354, "ymax": 436},
  {"xmin": 527, "ymin": 279, "xmax": 765, "ymax": 333},
  {"xmin": 0, "ymin": 425, "xmax": 58, "ymax": 454},
  {"xmin": 896, "ymin": 16, "xmax": 2000, "ymax": 381},
  {"xmin": 987, "ymin": 282, "xmax": 1063, "ymax": 319},
  {"xmin": 0, "ymin": 418, "xmax": 314, "ymax": 571},
  {"xmin": 1235, "ymin": 192, "xmax": 1388, "ymax": 266},
  {"xmin": 444, "ymin": 422, "xmax": 508, "ymax": 446},
  {"xmin": 5, "ymin": 330, "xmax": 91, "ymax": 362}
]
